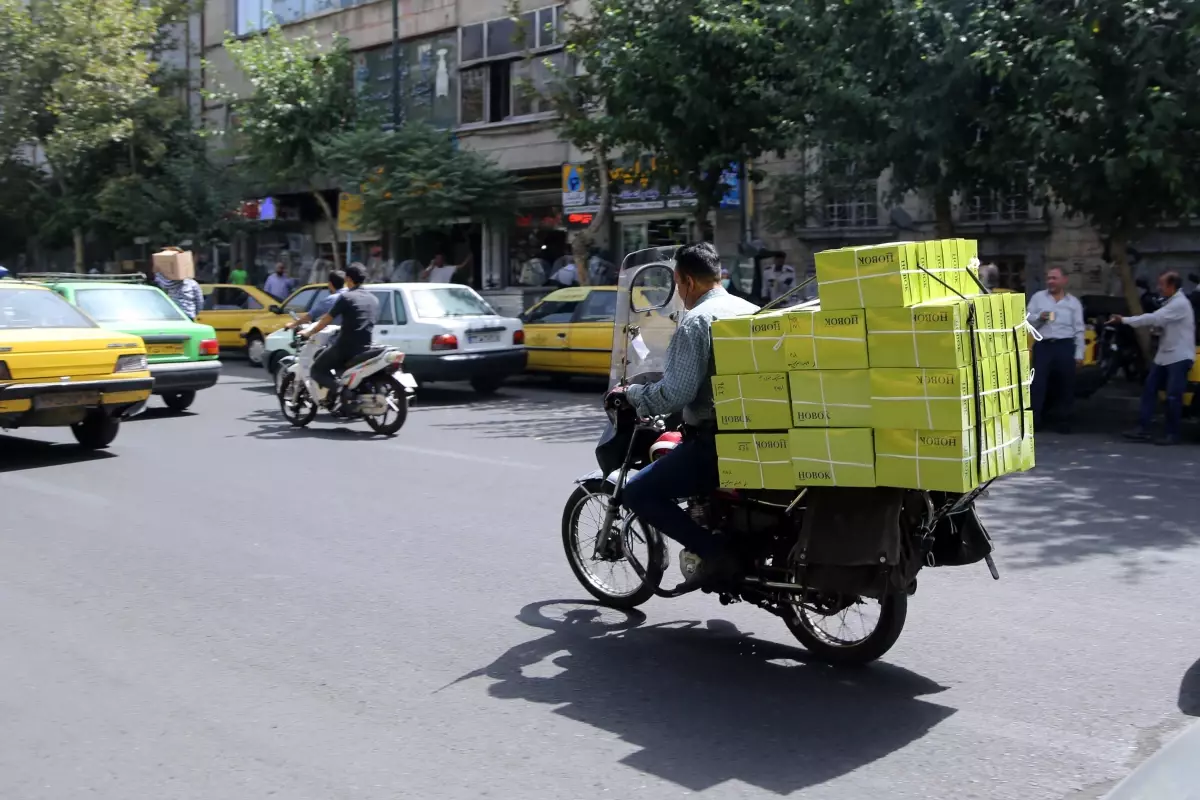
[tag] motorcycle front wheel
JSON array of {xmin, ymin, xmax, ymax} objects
[
  {"xmin": 562, "ymin": 479, "xmax": 664, "ymax": 609},
  {"xmin": 783, "ymin": 590, "xmax": 908, "ymax": 665},
  {"xmin": 277, "ymin": 373, "xmax": 317, "ymax": 428},
  {"xmin": 362, "ymin": 375, "xmax": 409, "ymax": 436}
]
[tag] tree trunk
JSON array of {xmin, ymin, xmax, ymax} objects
[
  {"xmin": 694, "ymin": 199, "xmax": 712, "ymax": 242},
  {"xmin": 572, "ymin": 150, "xmax": 612, "ymax": 288},
  {"xmin": 933, "ymin": 190, "xmax": 954, "ymax": 238},
  {"xmin": 72, "ymin": 228, "xmax": 85, "ymax": 273},
  {"xmin": 1110, "ymin": 231, "xmax": 1152, "ymax": 361},
  {"xmin": 312, "ymin": 189, "xmax": 342, "ymax": 269}
]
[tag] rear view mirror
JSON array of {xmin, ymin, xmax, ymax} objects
[
  {"xmin": 269, "ymin": 304, "xmax": 283, "ymax": 314},
  {"xmin": 630, "ymin": 264, "xmax": 675, "ymax": 313}
]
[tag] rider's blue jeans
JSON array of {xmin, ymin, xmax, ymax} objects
[{"xmin": 622, "ymin": 432, "xmax": 720, "ymax": 558}]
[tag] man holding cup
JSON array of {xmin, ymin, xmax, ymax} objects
[{"xmin": 1026, "ymin": 267, "xmax": 1086, "ymax": 432}]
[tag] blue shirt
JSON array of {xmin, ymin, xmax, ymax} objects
[
  {"xmin": 310, "ymin": 288, "xmax": 346, "ymax": 324},
  {"xmin": 626, "ymin": 286, "xmax": 760, "ymax": 425}
]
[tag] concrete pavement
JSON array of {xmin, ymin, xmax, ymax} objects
[{"xmin": 1, "ymin": 363, "xmax": 1198, "ymax": 799}]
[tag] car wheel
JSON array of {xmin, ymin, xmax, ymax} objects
[
  {"xmin": 162, "ymin": 391, "xmax": 196, "ymax": 412},
  {"xmin": 71, "ymin": 413, "xmax": 119, "ymax": 450},
  {"xmin": 245, "ymin": 332, "xmax": 265, "ymax": 365}
]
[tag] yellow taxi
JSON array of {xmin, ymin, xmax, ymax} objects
[
  {"xmin": 236, "ymin": 283, "xmax": 328, "ymax": 365},
  {"xmin": 0, "ymin": 281, "xmax": 153, "ymax": 448},
  {"xmin": 197, "ymin": 284, "xmax": 278, "ymax": 352},
  {"xmin": 520, "ymin": 286, "xmax": 621, "ymax": 379}
]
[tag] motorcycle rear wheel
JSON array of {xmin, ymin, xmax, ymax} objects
[
  {"xmin": 562, "ymin": 480, "xmax": 664, "ymax": 609},
  {"xmin": 783, "ymin": 590, "xmax": 908, "ymax": 666},
  {"xmin": 278, "ymin": 373, "xmax": 317, "ymax": 428},
  {"xmin": 362, "ymin": 375, "xmax": 409, "ymax": 436}
]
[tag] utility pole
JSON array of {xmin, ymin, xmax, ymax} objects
[{"xmin": 390, "ymin": 0, "xmax": 401, "ymax": 129}]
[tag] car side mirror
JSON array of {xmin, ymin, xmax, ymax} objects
[
  {"xmin": 269, "ymin": 304, "xmax": 283, "ymax": 314},
  {"xmin": 630, "ymin": 264, "xmax": 676, "ymax": 313}
]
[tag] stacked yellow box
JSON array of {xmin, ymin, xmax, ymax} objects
[{"xmin": 709, "ymin": 238, "xmax": 1034, "ymax": 493}]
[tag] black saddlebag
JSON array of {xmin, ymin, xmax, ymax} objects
[{"xmin": 792, "ymin": 487, "xmax": 910, "ymax": 597}]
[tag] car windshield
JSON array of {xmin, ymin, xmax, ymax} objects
[
  {"xmin": 75, "ymin": 288, "xmax": 186, "ymax": 323},
  {"xmin": 0, "ymin": 287, "xmax": 97, "ymax": 330},
  {"xmin": 409, "ymin": 287, "xmax": 495, "ymax": 318}
]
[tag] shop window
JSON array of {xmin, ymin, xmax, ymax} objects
[
  {"xmin": 459, "ymin": 5, "xmax": 565, "ymax": 126},
  {"xmin": 963, "ymin": 192, "xmax": 1030, "ymax": 222},
  {"xmin": 991, "ymin": 256, "xmax": 1027, "ymax": 291},
  {"xmin": 577, "ymin": 290, "xmax": 618, "ymax": 323},
  {"xmin": 237, "ymin": 0, "xmax": 363, "ymax": 35},
  {"xmin": 354, "ymin": 33, "xmax": 459, "ymax": 130},
  {"xmin": 523, "ymin": 299, "xmax": 579, "ymax": 325}
]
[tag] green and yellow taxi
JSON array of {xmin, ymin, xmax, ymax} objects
[
  {"xmin": 0, "ymin": 281, "xmax": 153, "ymax": 449},
  {"xmin": 519, "ymin": 286, "xmax": 620, "ymax": 379},
  {"xmin": 28, "ymin": 275, "xmax": 221, "ymax": 412}
]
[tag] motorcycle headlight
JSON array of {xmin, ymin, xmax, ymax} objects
[{"xmin": 114, "ymin": 354, "xmax": 148, "ymax": 373}]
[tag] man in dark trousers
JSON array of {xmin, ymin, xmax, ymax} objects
[
  {"xmin": 1025, "ymin": 267, "xmax": 1086, "ymax": 432},
  {"xmin": 301, "ymin": 263, "xmax": 379, "ymax": 408}
]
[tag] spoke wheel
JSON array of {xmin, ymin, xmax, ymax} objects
[
  {"xmin": 561, "ymin": 480, "xmax": 664, "ymax": 609},
  {"xmin": 277, "ymin": 373, "xmax": 317, "ymax": 428},
  {"xmin": 783, "ymin": 589, "xmax": 907, "ymax": 665},
  {"xmin": 363, "ymin": 376, "xmax": 408, "ymax": 436}
]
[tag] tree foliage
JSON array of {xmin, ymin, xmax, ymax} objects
[
  {"xmin": 215, "ymin": 25, "xmax": 359, "ymax": 265},
  {"xmin": 557, "ymin": 0, "xmax": 796, "ymax": 232},
  {"xmin": 321, "ymin": 124, "xmax": 516, "ymax": 240}
]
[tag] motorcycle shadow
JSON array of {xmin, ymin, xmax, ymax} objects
[{"xmin": 453, "ymin": 600, "xmax": 955, "ymax": 794}]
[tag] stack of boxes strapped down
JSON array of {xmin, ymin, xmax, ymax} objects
[{"xmin": 710, "ymin": 239, "xmax": 1035, "ymax": 494}]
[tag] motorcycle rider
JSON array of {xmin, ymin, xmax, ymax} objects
[
  {"xmin": 284, "ymin": 269, "xmax": 346, "ymax": 331},
  {"xmin": 301, "ymin": 263, "xmax": 379, "ymax": 407},
  {"xmin": 607, "ymin": 242, "xmax": 760, "ymax": 589}
]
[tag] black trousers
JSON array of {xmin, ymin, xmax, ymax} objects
[
  {"xmin": 312, "ymin": 343, "xmax": 360, "ymax": 392},
  {"xmin": 1031, "ymin": 339, "xmax": 1076, "ymax": 428}
]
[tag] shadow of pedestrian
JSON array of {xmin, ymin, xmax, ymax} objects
[
  {"xmin": 1179, "ymin": 657, "xmax": 1200, "ymax": 716},
  {"xmin": 448, "ymin": 600, "xmax": 954, "ymax": 795}
]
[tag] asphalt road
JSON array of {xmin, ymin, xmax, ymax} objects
[{"xmin": 2, "ymin": 363, "xmax": 1198, "ymax": 800}]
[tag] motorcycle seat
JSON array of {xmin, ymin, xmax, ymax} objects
[{"xmin": 345, "ymin": 346, "xmax": 388, "ymax": 368}]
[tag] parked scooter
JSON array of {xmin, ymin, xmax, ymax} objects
[{"xmin": 275, "ymin": 321, "xmax": 415, "ymax": 435}]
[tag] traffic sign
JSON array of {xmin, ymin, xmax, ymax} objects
[{"xmin": 562, "ymin": 164, "xmax": 586, "ymax": 207}]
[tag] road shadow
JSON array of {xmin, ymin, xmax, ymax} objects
[
  {"xmin": 450, "ymin": 600, "xmax": 953, "ymax": 795},
  {"xmin": 236, "ymin": 408, "xmax": 383, "ymax": 441},
  {"xmin": 126, "ymin": 406, "xmax": 198, "ymax": 421},
  {"xmin": 1180, "ymin": 658, "xmax": 1200, "ymax": 716},
  {"xmin": 981, "ymin": 439, "xmax": 1200, "ymax": 577},
  {"xmin": 0, "ymin": 435, "xmax": 116, "ymax": 473}
]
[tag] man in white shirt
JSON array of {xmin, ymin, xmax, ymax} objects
[
  {"xmin": 1026, "ymin": 267, "xmax": 1086, "ymax": 432},
  {"xmin": 1110, "ymin": 271, "xmax": 1197, "ymax": 445}
]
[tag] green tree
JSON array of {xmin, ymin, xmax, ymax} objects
[
  {"xmin": 555, "ymin": 0, "xmax": 796, "ymax": 238},
  {"xmin": 321, "ymin": 123, "xmax": 515, "ymax": 242},
  {"xmin": 215, "ymin": 26, "xmax": 358, "ymax": 267},
  {"xmin": 975, "ymin": 0, "xmax": 1200, "ymax": 323},
  {"xmin": 0, "ymin": 0, "xmax": 162, "ymax": 269}
]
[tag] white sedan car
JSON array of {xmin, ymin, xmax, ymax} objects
[{"xmin": 262, "ymin": 283, "xmax": 526, "ymax": 395}]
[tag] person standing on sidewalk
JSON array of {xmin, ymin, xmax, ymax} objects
[
  {"xmin": 1026, "ymin": 267, "xmax": 1086, "ymax": 432},
  {"xmin": 1110, "ymin": 271, "xmax": 1197, "ymax": 445}
]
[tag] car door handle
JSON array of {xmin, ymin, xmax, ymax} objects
[
  {"xmin": 379, "ymin": 329, "xmax": 389, "ymax": 335},
  {"xmin": 557, "ymin": 333, "xmax": 567, "ymax": 338}
]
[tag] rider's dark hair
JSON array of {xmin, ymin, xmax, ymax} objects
[
  {"xmin": 345, "ymin": 263, "xmax": 368, "ymax": 286},
  {"xmin": 327, "ymin": 270, "xmax": 346, "ymax": 290},
  {"xmin": 675, "ymin": 242, "xmax": 722, "ymax": 282}
]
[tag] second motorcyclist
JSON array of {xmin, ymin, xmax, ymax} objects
[
  {"xmin": 607, "ymin": 242, "xmax": 760, "ymax": 589},
  {"xmin": 302, "ymin": 263, "xmax": 379, "ymax": 408}
]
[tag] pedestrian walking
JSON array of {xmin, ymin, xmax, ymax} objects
[
  {"xmin": 1111, "ymin": 271, "xmax": 1197, "ymax": 445},
  {"xmin": 1026, "ymin": 267, "xmax": 1086, "ymax": 432}
]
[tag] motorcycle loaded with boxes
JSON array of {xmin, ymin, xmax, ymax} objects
[{"xmin": 560, "ymin": 243, "xmax": 1035, "ymax": 665}]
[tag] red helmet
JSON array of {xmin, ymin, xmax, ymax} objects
[{"xmin": 649, "ymin": 431, "xmax": 683, "ymax": 461}]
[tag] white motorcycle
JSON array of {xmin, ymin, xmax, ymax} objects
[{"xmin": 275, "ymin": 324, "xmax": 416, "ymax": 436}]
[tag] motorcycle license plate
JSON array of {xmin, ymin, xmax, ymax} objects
[
  {"xmin": 397, "ymin": 373, "xmax": 418, "ymax": 389},
  {"xmin": 467, "ymin": 332, "xmax": 501, "ymax": 344}
]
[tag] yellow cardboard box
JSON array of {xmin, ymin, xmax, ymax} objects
[
  {"xmin": 788, "ymin": 369, "xmax": 872, "ymax": 427},
  {"xmin": 866, "ymin": 298, "xmax": 972, "ymax": 368},
  {"xmin": 783, "ymin": 305, "xmax": 870, "ymax": 370},
  {"xmin": 717, "ymin": 433, "xmax": 794, "ymax": 490},
  {"xmin": 712, "ymin": 372, "xmax": 792, "ymax": 431},
  {"xmin": 711, "ymin": 311, "xmax": 791, "ymax": 374},
  {"xmin": 1015, "ymin": 410, "xmax": 1035, "ymax": 471},
  {"xmin": 875, "ymin": 427, "xmax": 980, "ymax": 492},
  {"xmin": 789, "ymin": 428, "xmax": 877, "ymax": 487},
  {"xmin": 814, "ymin": 243, "xmax": 923, "ymax": 310},
  {"xmin": 970, "ymin": 295, "xmax": 998, "ymax": 359},
  {"xmin": 870, "ymin": 366, "xmax": 977, "ymax": 430}
]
